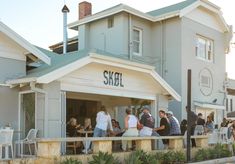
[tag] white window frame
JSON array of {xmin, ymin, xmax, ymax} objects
[
  {"xmin": 195, "ymin": 35, "xmax": 214, "ymax": 62},
  {"xmin": 132, "ymin": 27, "xmax": 142, "ymax": 56}
]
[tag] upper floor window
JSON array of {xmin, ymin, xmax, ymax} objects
[
  {"xmin": 107, "ymin": 17, "xmax": 114, "ymax": 28},
  {"xmin": 133, "ymin": 28, "xmax": 142, "ymax": 56},
  {"xmin": 196, "ymin": 35, "xmax": 214, "ymax": 62}
]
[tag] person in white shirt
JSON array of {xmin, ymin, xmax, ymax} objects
[
  {"xmin": 93, "ymin": 105, "xmax": 113, "ymax": 137},
  {"xmin": 122, "ymin": 108, "xmax": 139, "ymax": 151}
]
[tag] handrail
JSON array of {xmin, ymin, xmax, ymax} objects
[{"xmin": 36, "ymin": 135, "xmax": 208, "ymax": 143}]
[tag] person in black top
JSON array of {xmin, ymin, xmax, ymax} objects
[
  {"xmin": 66, "ymin": 117, "xmax": 81, "ymax": 137},
  {"xmin": 186, "ymin": 106, "xmax": 198, "ymax": 147},
  {"xmin": 197, "ymin": 113, "xmax": 205, "ymax": 126},
  {"xmin": 154, "ymin": 110, "xmax": 170, "ymax": 148},
  {"xmin": 180, "ymin": 119, "xmax": 187, "ymax": 135},
  {"xmin": 139, "ymin": 106, "xmax": 156, "ymax": 136}
]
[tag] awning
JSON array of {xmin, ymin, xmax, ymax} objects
[{"xmin": 194, "ymin": 101, "xmax": 225, "ymax": 110}]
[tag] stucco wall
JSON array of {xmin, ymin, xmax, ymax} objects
[{"xmin": 181, "ymin": 17, "xmax": 226, "ymax": 120}]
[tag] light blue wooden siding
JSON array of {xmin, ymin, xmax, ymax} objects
[
  {"xmin": 43, "ymin": 81, "xmax": 62, "ymax": 138},
  {"xmin": 152, "ymin": 18, "xmax": 182, "ymax": 120},
  {"xmin": 0, "ymin": 87, "xmax": 18, "ymax": 129},
  {"xmin": 87, "ymin": 13, "xmax": 129, "ymax": 57},
  {"xmin": 0, "ymin": 57, "xmax": 25, "ymax": 83}
]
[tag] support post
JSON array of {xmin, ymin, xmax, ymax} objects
[{"xmin": 187, "ymin": 69, "xmax": 192, "ymax": 162}]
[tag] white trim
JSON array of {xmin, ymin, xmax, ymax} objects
[
  {"xmin": 37, "ymin": 56, "xmax": 91, "ymax": 83},
  {"xmin": 194, "ymin": 101, "xmax": 225, "ymax": 110},
  {"xmin": 150, "ymin": 71, "xmax": 181, "ymax": 102},
  {"xmin": 68, "ymin": 1, "xmax": 229, "ymax": 33},
  {"xmin": 89, "ymin": 53, "xmax": 155, "ymax": 70},
  {"xmin": 0, "ymin": 21, "xmax": 51, "ymax": 65},
  {"xmin": 179, "ymin": 1, "xmax": 200, "ymax": 18},
  {"xmin": 132, "ymin": 27, "xmax": 142, "ymax": 56},
  {"xmin": 180, "ymin": 1, "xmax": 229, "ymax": 32},
  {"xmin": 7, "ymin": 53, "xmax": 181, "ymax": 101},
  {"xmin": 7, "ymin": 77, "xmax": 37, "ymax": 85},
  {"xmin": 0, "ymin": 83, "xmax": 10, "ymax": 87},
  {"xmin": 68, "ymin": 4, "xmax": 154, "ymax": 29},
  {"xmin": 61, "ymin": 83, "xmax": 156, "ymax": 100}
]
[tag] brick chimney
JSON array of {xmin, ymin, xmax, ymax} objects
[{"xmin": 79, "ymin": 1, "xmax": 92, "ymax": 19}]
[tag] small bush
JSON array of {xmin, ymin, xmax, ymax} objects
[
  {"xmin": 125, "ymin": 150, "xmax": 159, "ymax": 164},
  {"xmin": 194, "ymin": 144, "xmax": 232, "ymax": 162},
  {"xmin": 158, "ymin": 151, "xmax": 185, "ymax": 164},
  {"xmin": 88, "ymin": 151, "xmax": 120, "ymax": 164},
  {"xmin": 60, "ymin": 157, "xmax": 82, "ymax": 164}
]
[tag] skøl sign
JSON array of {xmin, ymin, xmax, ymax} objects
[{"xmin": 103, "ymin": 70, "xmax": 124, "ymax": 87}]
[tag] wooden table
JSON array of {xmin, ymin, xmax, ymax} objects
[{"xmin": 77, "ymin": 130, "xmax": 93, "ymax": 154}]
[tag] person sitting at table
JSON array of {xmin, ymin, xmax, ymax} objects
[
  {"xmin": 66, "ymin": 117, "xmax": 81, "ymax": 137},
  {"xmin": 111, "ymin": 119, "xmax": 123, "ymax": 136},
  {"xmin": 66, "ymin": 117, "xmax": 82, "ymax": 153},
  {"xmin": 80, "ymin": 118, "xmax": 93, "ymax": 153}
]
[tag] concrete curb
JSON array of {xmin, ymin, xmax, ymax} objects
[{"xmin": 189, "ymin": 156, "xmax": 235, "ymax": 164}]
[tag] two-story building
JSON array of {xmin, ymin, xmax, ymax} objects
[
  {"xmin": 67, "ymin": 0, "xmax": 232, "ymax": 125},
  {"xmin": 0, "ymin": 0, "xmax": 232, "ymax": 139}
]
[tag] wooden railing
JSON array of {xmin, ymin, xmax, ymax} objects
[{"xmin": 36, "ymin": 135, "xmax": 209, "ymax": 157}]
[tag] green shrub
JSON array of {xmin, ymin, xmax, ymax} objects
[
  {"xmin": 125, "ymin": 150, "xmax": 159, "ymax": 164},
  {"xmin": 88, "ymin": 151, "xmax": 120, "ymax": 164},
  {"xmin": 194, "ymin": 144, "xmax": 232, "ymax": 162},
  {"xmin": 158, "ymin": 151, "xmax": 185, "ymax": 164},
  {"xmin": 60, "ymin": 157, "xmax": 82, "ymax": 164}
]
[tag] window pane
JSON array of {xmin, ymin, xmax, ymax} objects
[
  {"xmin": 197, "ymin": 38, "xmax": 206, "ymax": 59},
  {"xmin": 133, "ymin": 29, "xmax": 140, "ymax": 41},
  {"xmin": 133, "ymin": 41, "xmax": 139, "ymax": 53}
]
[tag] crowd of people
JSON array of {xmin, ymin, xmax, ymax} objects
[{"xmin": 66, "ymin": 105, "xmax": 235, "ymax": 153}]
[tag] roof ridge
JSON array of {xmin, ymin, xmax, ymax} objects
[{"xmin": 147, "ymin": 0, "xmax": 198, "ymax": 17}]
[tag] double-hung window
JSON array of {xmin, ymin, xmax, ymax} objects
[
  {"xmin": 133, "ymin": 28, "xmax": 142, "ymax": 56},
  {"xmin": 196, "ymin": 35, "xmax": 214, "ymax": 62}
]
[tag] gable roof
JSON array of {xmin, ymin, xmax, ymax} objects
[
  {"xmin": 147, "ymin": 0, "xmax": 197, "ymax": 17},
  {"xmin": 0, "ymin": 21, "xmax": 51, "ymax": 65},
  {"xmin": 68, "ymin": 0, "xmax": 229, "ymax": 32},
  {"xmin": 7, "ymin": 49, "xmax": 181, "ymax": 101}
]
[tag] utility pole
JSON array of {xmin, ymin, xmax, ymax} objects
[{"xmin": 187, "ymin": 69, "xmax": 192, "ymax": 162}]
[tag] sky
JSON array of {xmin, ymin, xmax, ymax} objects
[{"xmin": 0, "ymin": 0, "xmax": 235, "ymax": 79}]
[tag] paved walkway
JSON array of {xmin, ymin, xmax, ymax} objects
[{"xmin": 189, "ymin": 156, "xmax": 235, "ymax": 164}]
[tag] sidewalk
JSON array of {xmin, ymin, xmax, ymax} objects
[{"xmin": 189, "ymin": 156, "xmax": 235, "ymax": 164}]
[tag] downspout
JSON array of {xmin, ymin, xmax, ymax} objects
[
  {"xmin": 128, "ymin": 14, "xmax": 132, "ymax": 60},
  {"xmin": 30, "ymin": 82, "xmax": 48, "ymax": 138},
  {"xmin": 160, "ymin": 20, "xmax": 166, "ymax": 78}
]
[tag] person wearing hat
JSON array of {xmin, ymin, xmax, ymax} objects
[
  {"xmin": 139, "ymin": 106, "xmax": 156, "ymax": 136},
  {"xmin": 166, "ymin": 111, "xmax": 181, "ymax": 136}
]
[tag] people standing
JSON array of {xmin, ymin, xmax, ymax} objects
[
  {"xmin": 154, "ymin": 110, "xmax": 170, "ymax": 148},
  {"xmin": 122, "ymin": 108, "xmax": 139, "ymax": 151},
  {"xmin": 81, "ymin": 118, "xmax": 92, "ymax": 153},
  {"xmin": 186, "ymin": 106, "xmax": 198, "ymax": 147},
  {"xmin": 205, "ymin": 116, "xmax": 214, "ymax": 133},
  {"xmin": 139, "ymin": 106, "xmax": 156, "ymax": 136},
  {"xmin": 93, "ymin": 105, "xmax": 113, "ymax": 137},
  {"xmin": 197, "ymin": 113, "xmax": 205, "ymax": 126},
  {"xmin": 166, "ymin": 111, "xmax": 181, "ymax": 135}
]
